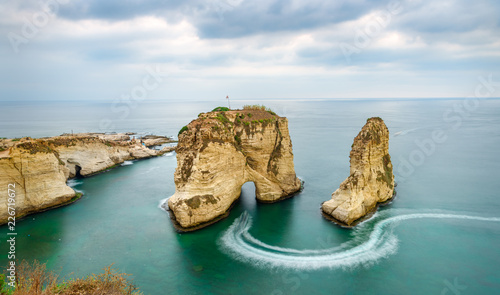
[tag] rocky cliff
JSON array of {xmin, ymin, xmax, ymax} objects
[
  {"xmin": 165, "ymin": 108, "xmax": 302, "ymax": 231},
  {"xmin": 0, "ymin": 134, "xmax": 174, "ymax": 224},
  {"xmin": 321, "ymin": 117, "xmax": 395, "ymax": 227}
]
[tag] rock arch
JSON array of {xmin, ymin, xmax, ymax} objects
[{"xmin": 165, "ymin": 109, "xmax": 302, "ymax": 231}]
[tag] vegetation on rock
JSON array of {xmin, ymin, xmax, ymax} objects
[
  {"xmin": 242, "ymin": 105, "xmax": 276, "ymax": 115},
  {"xmin": 0, "ymin": 260, "xmax": 142, "ymax": 295},
  {"xmin": 211, "ymin": 106, "xmax": 229, "ymax": 112},
  {"xmin": 178, "ymin": 126, "xmax": 189, "ymax": 136}
]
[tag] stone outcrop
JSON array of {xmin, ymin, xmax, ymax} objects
[
  {"xmin": 0, "ymin": 134, "xmax": 174, "ymax": 224},
  {"xmin": 321, "ymin": 117, "xmax": 395, "ymax": 227},
  {"xmin": 165, "ymin": 109, "xmax": 302, "ymax": 231}
]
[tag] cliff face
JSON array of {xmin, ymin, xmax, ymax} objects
[
  {"xmin": 166, "ymin": 109, "xmax": 302, "ymax": 231},
  {"xmin": 0, "ymin": 135, "xmax": 173, "ymax": 224},
  {"xmin": 321, "ymin": 117, "xmax": 395, "ymax": 227}
]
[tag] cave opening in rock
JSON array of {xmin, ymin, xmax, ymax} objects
[
  {"xmin": 74, "ymin": 165, "xmax": 82, "ymax": 178},
  {"xmin": 239, "ymin": 182, "xmax": 257, "ymax": 211}
]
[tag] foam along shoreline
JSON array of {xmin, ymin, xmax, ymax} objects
[
  {"xmin": 321, "ymin": 185, "xmax": 397, "ymax": 228},
  {"xmin": 218, "ymin": 210, "xmax": 500, "ymax": 270},
  {"xmin": 0, "ymin": 132, "xmax": 176, "ymax": 225}
]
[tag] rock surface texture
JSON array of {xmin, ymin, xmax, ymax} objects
[
  {"xmin": 0, "ymin": 134, "xmax": 173, "ymax": 224},
  {"xmin": 321, "ymin": 117, "xmax": 395, "ymax": 227},
  {"xmin": 165, "ymin": 109, "xmax": 302, "ymax": 231}
]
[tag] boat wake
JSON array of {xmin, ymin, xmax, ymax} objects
[{"xmin": 218, "ymin": 210, "xmax": 500, "ymax": 271}]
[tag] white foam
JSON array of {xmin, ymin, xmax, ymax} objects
[
  {"xmin": 66, "ymin": 179, "xmax": 82, "ymax": 187},
  {"xmin": 158, "ymin": 197, "xmax": 170, "ymax": 211},
  {"xmin": 218, "ymin": 210, "xmax": 500, "ymax": 271},
  {"xmin": 121, "ymin": 160, "xmax": 134, "ymax": 166}
]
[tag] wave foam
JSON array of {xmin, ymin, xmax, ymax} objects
[
  {"xmin": 67, "ymin": 179, "xmax": 82, "ymax": 187},
  {"xmin": 158, "ymin": 197, "xmax": 170, "ymax": 211},
  {"xmin": 218, "ymin": 210, "xmax": 500, "ymax": 271},
  {"xmin": 121, "ymin": 160, "xmax": 134, "ymax": 166}
]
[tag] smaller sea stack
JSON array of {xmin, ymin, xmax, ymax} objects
[{"xmin": 322, "ymin": 117, "xmax": 395, "ymax": 227}]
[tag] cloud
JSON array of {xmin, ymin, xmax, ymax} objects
[{"xmin": 0, "ymin": 0, "xmax": 499, "ymax": 101}]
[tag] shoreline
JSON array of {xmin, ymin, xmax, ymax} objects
[
  {"xmin": 0, "ymin": 132, "xmax": 177, "ymax": 226},
  {"xmin": 321, "ymin": 187, "xmax": 397, "ymax": 228}
]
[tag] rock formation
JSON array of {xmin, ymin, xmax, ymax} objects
[
  {"xmin": 321, "ymin": 117, "xmax": 395, "ymax": 227},
  {"xmin": 165, "ymin": 108, "xmax": 302, "ymax": 231},
  {"xmin": 0, "ymin": 134, "xmax": 174, "ymax": 224}
]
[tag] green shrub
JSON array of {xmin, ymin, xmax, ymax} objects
[
  {"xmin": 212, "ymin": 106, "xmax": 229, "ymax": 112},
  {"xmin": 215, "ymin": 113, "xmax": 230, "ymax": 124},
  {"xmin": 234, "ymin": 135, "xmax": 241, "ymax": 144},
  {"xmin": 178, "ymin": 126, "xmax": 189, "ymax": 136},
  {"xmin": 11, "ymin": 138, "xmax": 21, "ymax": 142}
]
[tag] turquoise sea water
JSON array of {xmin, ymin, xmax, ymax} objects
[{"xmin": 1, "ymin": 99, "xmax": 500, "ymax": 294}]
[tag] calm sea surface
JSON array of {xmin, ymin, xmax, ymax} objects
[{"xmin": 1, "ymin": 99, "xmax": 499, "ymax": 294}]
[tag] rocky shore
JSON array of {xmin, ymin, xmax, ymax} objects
[{"xmin": 0, "ymin": 133, "xmax": 175, "ymax": 225}]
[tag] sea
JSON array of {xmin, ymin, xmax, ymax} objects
[{"xmin": 1, "ymin": 99, "xmax": 499, "ymax": 295}]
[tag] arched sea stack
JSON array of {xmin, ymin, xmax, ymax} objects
[{"xmin": 165, "ymin": 108, "xmax": 302, "ymax": 231}]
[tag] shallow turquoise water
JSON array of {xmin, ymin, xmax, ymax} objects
[{"xmin": 1, "ymin": 99, "xmax": 500, "ymax": 294}]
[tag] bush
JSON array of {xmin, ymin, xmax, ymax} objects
[
  {"xmin": 234, "ymin": 135, "xmax": 241, "ymax": 144},
  {"xmin": 178, "ymin": 126, "xmax": 189, "ymax": 136},
  {"xmin": 215, "ymin": 113, "xmax": 230, "ymax": 124},
  {"xmin": 1, "ymin": 260, "xmax": 142, "ymax": 295},
  {"xmin": 211, "ymin": 107, "xmax": 229, "ymax": 112},
  {"xmin": 242, "ymin": 105, "xmax": 276, "ymax": 115}
]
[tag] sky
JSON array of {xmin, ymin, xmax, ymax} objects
[{"xmin": 1, "ymin": 0, "xmax": 499, "ymax": 101}]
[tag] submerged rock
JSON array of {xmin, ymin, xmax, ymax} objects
[
  {"xmin": 165, "ymin": 109, "xmax": 302, "ymax": 231},
  {"xmin": 321, "ymin": 117, "xmax": 395, "ymax": 227}
]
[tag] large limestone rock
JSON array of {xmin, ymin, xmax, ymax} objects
[
  {"xmin": 322, "ymin": 117, "xmax": 395, "ymax": 227},
  {"xmin": 165, "ymin": 109, "xmax": 302, "ymax": 231},
  {"xmin": 0, "ymin": 135, "xmax": 171, "ymax": 224},
  {"xmin": 0, "ymin": 148, "xmax": 75, "ymax": 222}
]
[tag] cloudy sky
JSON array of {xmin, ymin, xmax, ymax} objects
[{"xmin": 1, "ymin": 0, "xmax": 499, "ymax": 101}]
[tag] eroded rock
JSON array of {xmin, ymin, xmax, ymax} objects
[
  {"xmin": 321, "ymin": 117, "xmax": 395, "ymax": 227},
  {"xmin": 0, "ymin": 134, "xmax": 173, "ymax": 224},
  {"xmin": 165, "ymin": 109, "xmax": 302, "ymax": 231}
]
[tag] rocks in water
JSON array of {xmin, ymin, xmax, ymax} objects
[
  {"xmin": 321, "ymin": 117, "xmax": 395, "ymax": 227},
  {"xmin": 165, "ymin": 109, "xmax": 302, "ymax": 231},
  {"xmin": 141, "ymin": 135, "xmax": 175, "ymax": 147},
  {"xmin": 0, "ymin": 134, "xmax": 174, "ymax": 225}
]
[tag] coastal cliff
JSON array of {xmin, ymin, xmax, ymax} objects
[
  {"xmin": 0, "ymin": 134, "xmax": 174, "ymax": 224},
  {"xmin": 165, "ymin": 107, "xmax": 302, "ymax": 231},
  {"xmin": 321, "ymin": 117, "xmax": 395, "ymax": 227}
]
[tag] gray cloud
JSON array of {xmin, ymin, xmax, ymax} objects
[{"xmin": 1, "ymin": 0, "xmax": 499, "ymax": 101}]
